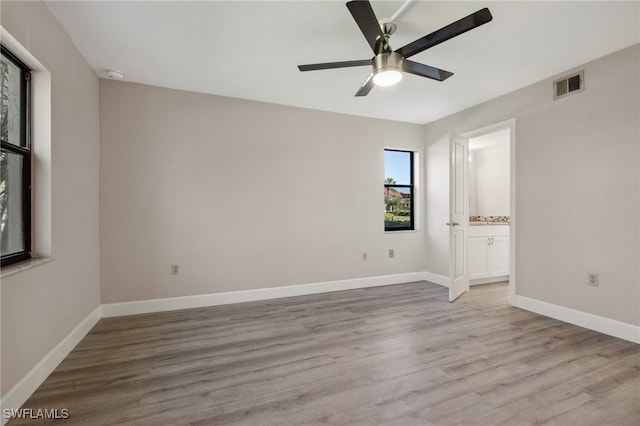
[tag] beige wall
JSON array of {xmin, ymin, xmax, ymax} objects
[
  {"xmin": 99, "ymin": 80, "xmax": 426, "ymax": 303},
  {"xmin": 424, "ymin": 44, "xmax": 640, "ymax": 325},
  {"xmin": 1, "ymin": 2, "xmax": 101, "ymax": 395},
  {"xmin": 1, "ymin": 0, "xmax": 636, "ymax": 404}
]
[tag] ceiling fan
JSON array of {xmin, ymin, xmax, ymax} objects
[{"xmin": 297, "ymin": 0, "xmax": 492, "ymax": 96}]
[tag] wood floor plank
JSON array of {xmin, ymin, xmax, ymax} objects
[{"xmin": 8, "ymin": 281, "xmax": 639, "ymax": 425}]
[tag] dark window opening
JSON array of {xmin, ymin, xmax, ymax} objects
[
  {"xmin": 384, "ymin": 149, "xmax": 414, "ymax": 231},
  {"xmin": 1, "ymin": 45, "xmax": 31, "ymax": 266}
]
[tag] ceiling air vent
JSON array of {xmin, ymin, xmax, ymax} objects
[{"xmin": 553, "ymin": 70, "xmax": 584, "ymax": 100}]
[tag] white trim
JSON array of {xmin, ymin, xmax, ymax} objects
[
  {"xmin": 0, "ymin": 257, "xmax": 54, "ymax": 279},
  {"xmin": 423, "ymin": 271, "xmax": 449, "ymax": 287},
  {"xmin": 3, "ymin": 276, "xmax": 638, "ymax": 423},
  {"xmin": 101, "ymin": 272, "xmax": 426, "ymax": 317},
  {"xmin": 462, "ymin": 118, "xmax": 516, "ymax": 140},
  {"xmin": 470, "ymin": 275, "xmax": 509, "ymax": 286},
  {"xmin": 515, "ymin": 295, "xmax": 640, "ymax": 344},
  {"xmin": 508, "ymin": 119, "xmax": 517, "ymax": 307},
  {"xmin": 462, "ymin": 118, "xmax": 517, "ymax": 306},
  {"xmin": 0, "ymin": 306, "xmax": 101, "ymax": 424}
]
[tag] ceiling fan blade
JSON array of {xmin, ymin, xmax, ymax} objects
[
  {"xmin": 396, "ymin": 8, "xmax": 493, "ymax": 59},
  {"xmin": 355, "ymin": 73, "xmax": 375, "ymax": 97},
  {"xmin": 403, "ymin": 60, "xmax": 453, "ymax": 81},
  {"xmin": 298, "ymin": 59, "xmax": 372, "ymax": 72},
  {"xmin": 346, "ymin": 0, "xmax": 384, "ymax": 53}
]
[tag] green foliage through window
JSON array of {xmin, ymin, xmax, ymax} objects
[{"xmin": 384, "ymin": 150, "xmax": 414, "ymax": 231}]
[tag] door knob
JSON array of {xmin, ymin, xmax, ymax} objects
[{"xmin": 446, "ymin": 221, "xmax": 460, "ymax": 226}]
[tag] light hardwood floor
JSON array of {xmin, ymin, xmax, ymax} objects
[{"xmin": 10, "ymin": 282, "xmax": 640, "ymax": 425}]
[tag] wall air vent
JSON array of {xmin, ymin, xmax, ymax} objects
[{"xmin": 553, "ymin": 70, "xmax": 584, "ymax": 100}]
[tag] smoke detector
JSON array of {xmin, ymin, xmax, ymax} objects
[{"xmin": 105, "ymin": 69, "xmax": 124, "ymax": 80}]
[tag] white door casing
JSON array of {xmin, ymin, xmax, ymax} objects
[{"xmin": 463, "ymin": 118, "xmax": 516, "ymax": 305}]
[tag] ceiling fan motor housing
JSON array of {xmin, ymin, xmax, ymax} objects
[{"xmin": 373, "ymin": 51, "xmax": 403, "ymax": 75}]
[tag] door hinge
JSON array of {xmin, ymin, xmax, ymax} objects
[{"xmin": 25, "ymin": 72, "xmax": 31, "ymax": 81}]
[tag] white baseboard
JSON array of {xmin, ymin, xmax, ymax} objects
[
  {"xmin": 423, "ymin": 271, "xmax": 449, "ymax": 287},
  {"xmin": 470, "ymin": 275, "xmax": 509, "ymax": 286},
  {"xmin": 515, "ymin": 295, "xmax": 640, "ymax": 344},
  {"xmin": 0, "ymin": 306, "xmax": 101, "ymax": 425},
  {"xmin": 101, "ymin": 272, "xmax": 427, "ymax": 317},
  {"xmin": 5, "ymin": 276, "xmax": 635, "ymax": 425}
]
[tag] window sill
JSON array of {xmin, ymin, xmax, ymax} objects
[
  {"xmin": 1, "ymin": 256, "xmax": 54, "ymax": 279},
  {"xmin": 385, "ymin": 229, "xmax": 420, "ymax": 234}
]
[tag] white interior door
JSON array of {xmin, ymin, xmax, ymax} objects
[{"xmin": 449, "ymin": 132, "xmax": 469, "ymax": 302}]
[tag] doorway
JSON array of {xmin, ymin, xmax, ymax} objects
[
  {"xmin": 447, "ymin": 119, "xmax": 517, "ymax": 305},
  {"xmin": 462, "ymin": 119, "xmax": 516, "ymax": 305}
]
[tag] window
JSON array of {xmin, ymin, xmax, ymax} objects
[
  {"xmin": 384, "ymin": 149, "xmax": 414, "ymax": 231},
  {"xmin": 1, "ymin": 45, "xmax": 31, "ymax": 266}
]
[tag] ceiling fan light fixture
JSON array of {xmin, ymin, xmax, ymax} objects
[
  {"xmin": 373, "ymin": 69, "xmax": 403, "ymax": 86},
  {"xmin": 372, "ymin": 52, "xmax": 403, "ymax": 87}
]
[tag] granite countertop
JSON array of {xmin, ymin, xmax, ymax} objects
[{"xmin": 469, "ymin": 215, "xmax": 510, "ymax": 226}]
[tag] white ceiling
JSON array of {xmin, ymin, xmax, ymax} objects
[{"xmin": 45, "ymin": 1, "xmax": 639, "ymax": 124}]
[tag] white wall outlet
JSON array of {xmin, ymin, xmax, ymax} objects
[
  {"xmin": 171, "ymin": 264, "xmax": 179, "ymax": 275},
  {"xmin": 362, "ymin": 252, "xmax": 368, "ymax": 261},
  {"xmin": 587, "ymin": 272, "xmax": 599, "ymax": 287},
  {"xmin": 388, "ymin": 249, "xmax": 394, "ymax": 258}
]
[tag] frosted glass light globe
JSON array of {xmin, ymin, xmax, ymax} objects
[{"xmin": 373, "ymin": 69, "xmax": 403, "ymax": 86}]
